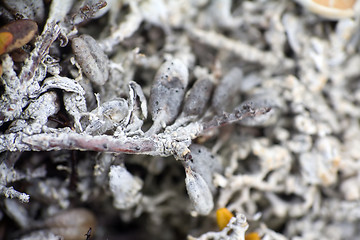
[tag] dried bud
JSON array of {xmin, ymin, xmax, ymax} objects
[
  {"xmin": 149, "ymin": 59, "xmax": 189, "ymax": 130},
  {"xmin": 72, "ymin": 34, "xmax": 109, "ymax": 85},
  {"xmin": 0, "ymin": 19, "xmax": 38, "ymax": 55},
  {"xmin": 101, "ymin": 99, "xmax": 129, "ymax": 123},
  {"xmin": 212, "ymin": 68, "xmax": 243, "ymax": 115},
  {"xmin": 188, "ymin": 144, "xmax": 222, "ymax": 193},
  {"xmin": 183, "ymin": 77, "xmax": 214, "ymax": 117},
  {"xmin": 185, "ymin": 166, "xmax": 214, "ymax": 215}
]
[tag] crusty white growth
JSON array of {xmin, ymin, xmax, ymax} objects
[
  {"xmin": 2, "ymin": 0, "xmax": 45, "ymax": 24},
  {"xmin": 23, "ymin": 91, "xmax": 60, "ymax": 126},
  {"xmin": 46, "ymin": 0, "xmax": 74, "ymax": 24},
  {"xmin": 31, "ymin": 76, "xmax": 85, "ymax": 97},
  {"xmin": 109, "ymin": 165, "xmax": 143, "ymax": 209},
  {"xmin": 84, "ymin": 98, "xmax": 129, "ymax": 135},
  {"xmin": 3, "ymin": 0, "xmax": 360, "ymax": 239},
  {"xmin": 188, "ymin": 213, "xmax": 248, "ymax": 240}
]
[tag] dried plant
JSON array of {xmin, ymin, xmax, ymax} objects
[{"xmin": 1, "ymin": 0, "xmax": 360, "ymax": 239}]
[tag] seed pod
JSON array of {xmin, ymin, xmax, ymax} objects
[
  {"xmin": 0, "ymin": 19, "xmax": 38, "ymax": 55},
  {"xmin": 188, "ymin": 144, "xmax": 222, "ymax": 193},
  {"xmin": 72, "ymin": 34, "xmax": 109, "ymax": 85},
  {"xmin": 44, "ymin": 208, "xmax": 96, "ymax": 240},
  {"xmin": 184, "ymin": 166, "xmax": 214, "ymax": 215},
  {"xmin": 183, "ymin": 77, "xmax": 214, "ymax": 117},
  {"xmin": 149, "ymin": 59, "xmax": 189, "ymax": 128},
  {"xmin": 212, "ymin": 68, "xmax": 243, "ymax": 115},
  {"xmin": 101, "ymin": 99, "xmax": 129, "ymax": 123}
]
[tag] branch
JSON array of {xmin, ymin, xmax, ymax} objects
[
  {"xmin": 19, "ymin": 22, "xmax": 60, "ymax": 84},
  {"xmin": 0, "ymin": 186, "xmax": 30, "ymax": 203},
  {"xmin": 22, "ymin": 133, "xmax": 159, "ymax": 154},
  {"xmin": 188, "ymin": 27, "xmax": 294, "ymax": 69},
  {"xmin": 201, "ymin": 104, "xmax": 272, "ymax": 133},
  {"xmin": 1, "ymin": 104, "xmax": 271, "ymax": 161}
]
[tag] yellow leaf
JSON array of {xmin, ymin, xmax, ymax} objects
[
  {"xmin": 245, "ymin": 232, "xmax": 261, "ymax": 240},
  {"xmin": 216, "ymin": 207, "xmax": 234, "ymax": 230},
  {"xmin": 0, "ymin": 32, "xmax": 13, "ymax": 55}
]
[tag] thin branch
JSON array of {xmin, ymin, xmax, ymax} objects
[
  {"xmin": 22, "ymin": 133, "xmax": 159, "ymax": 154},
  {"xmin": 19, "ymin": 22, "xmax": 61, "ymax": 84},
  {"xmin": 201, "ymin": 105, "xmax": 271, "ymax": 132},
  {"xmin": 187, "ymin": 27, "xmax": 294, "ymax": 69},
  {"xmin": 1, "ymin": 104, "xmax": 271, "ymax": 160},
  {"xmin": 0, "ymin": 186, "xmax": 30, "ymax": 203}
]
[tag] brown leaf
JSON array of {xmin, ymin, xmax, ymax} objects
[
  {"xmin": 0, "ymin": 19, "xmax": 38, "ymax": 54},
  {"xmin": 0, "ymin": 32, "xmax": 13, "ymax": 55}
]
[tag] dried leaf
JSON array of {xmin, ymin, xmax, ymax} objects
[
  {"xmin": 0, "ymin": 32, "xmax": 13, "ymax": 55},
  {"xmin": 185, "ymin": 166, "xmax": 214, "ymax": 215},
  {"xmin": 0, "ymin": 19, "xmax": 37, "ymax": 54},
  {"xmin": 245, "ymin": 232, "xmax": 261, "ymax": 240},
  {"xmin": 216, "ymin": 207, "xmax": 234, "ymax": 230}
]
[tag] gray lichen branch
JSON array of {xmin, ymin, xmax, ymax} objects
[{"xmin": 1, "ymin": 104, "xmax": 271, "ymax": 161}]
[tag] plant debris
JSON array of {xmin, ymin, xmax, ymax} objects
[{"xmin": 1, "ymin": 0, "xmax": 360, "ymax": 239}]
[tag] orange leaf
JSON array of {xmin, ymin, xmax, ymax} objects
[
  {"xmin": 245, "ymin": 232, "xmax": 261, "ymax": 240},
  {"xmin": 0, "ymin": 32, "xmax": 13, "ymax": 55},
  {"xmin": 0, "ymin": 19, "xmax": 37, "ymax": 54},
  {"xmin": 313, "ymin": 0, "xmax": 355, "ymax": 10},
  {"xmin": 216, "ymin": 208, "xmax": 234, "ymax": 230}
]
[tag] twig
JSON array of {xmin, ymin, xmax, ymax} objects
[
  {"xmin": 21, "ymin": 133, "xmax": 159, "ymax": 154},
  {"xmin": 0, "ymin": 186, "xmax": 30, "ymax": 203},
  {"xmin": 202, "ymin": 103, "xmax": 271, "ymax": 132},
  {"xmin": 19, "ymin": 22, "xmax": 61, "ymax": 84},
  {"xmin": 1, "ymin": 104, "xmax": 270, "ymax": 161},
  {"xmin": 0, "ymin": 22, "xmax": 60, "ymax": 126},
  {"xmin": 99, "ymin": 1, "xmax": 143, "ymax": 53},
  {"xmin": 187, "ymin": 27, "xmax": 294, "ymax": 69}
]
